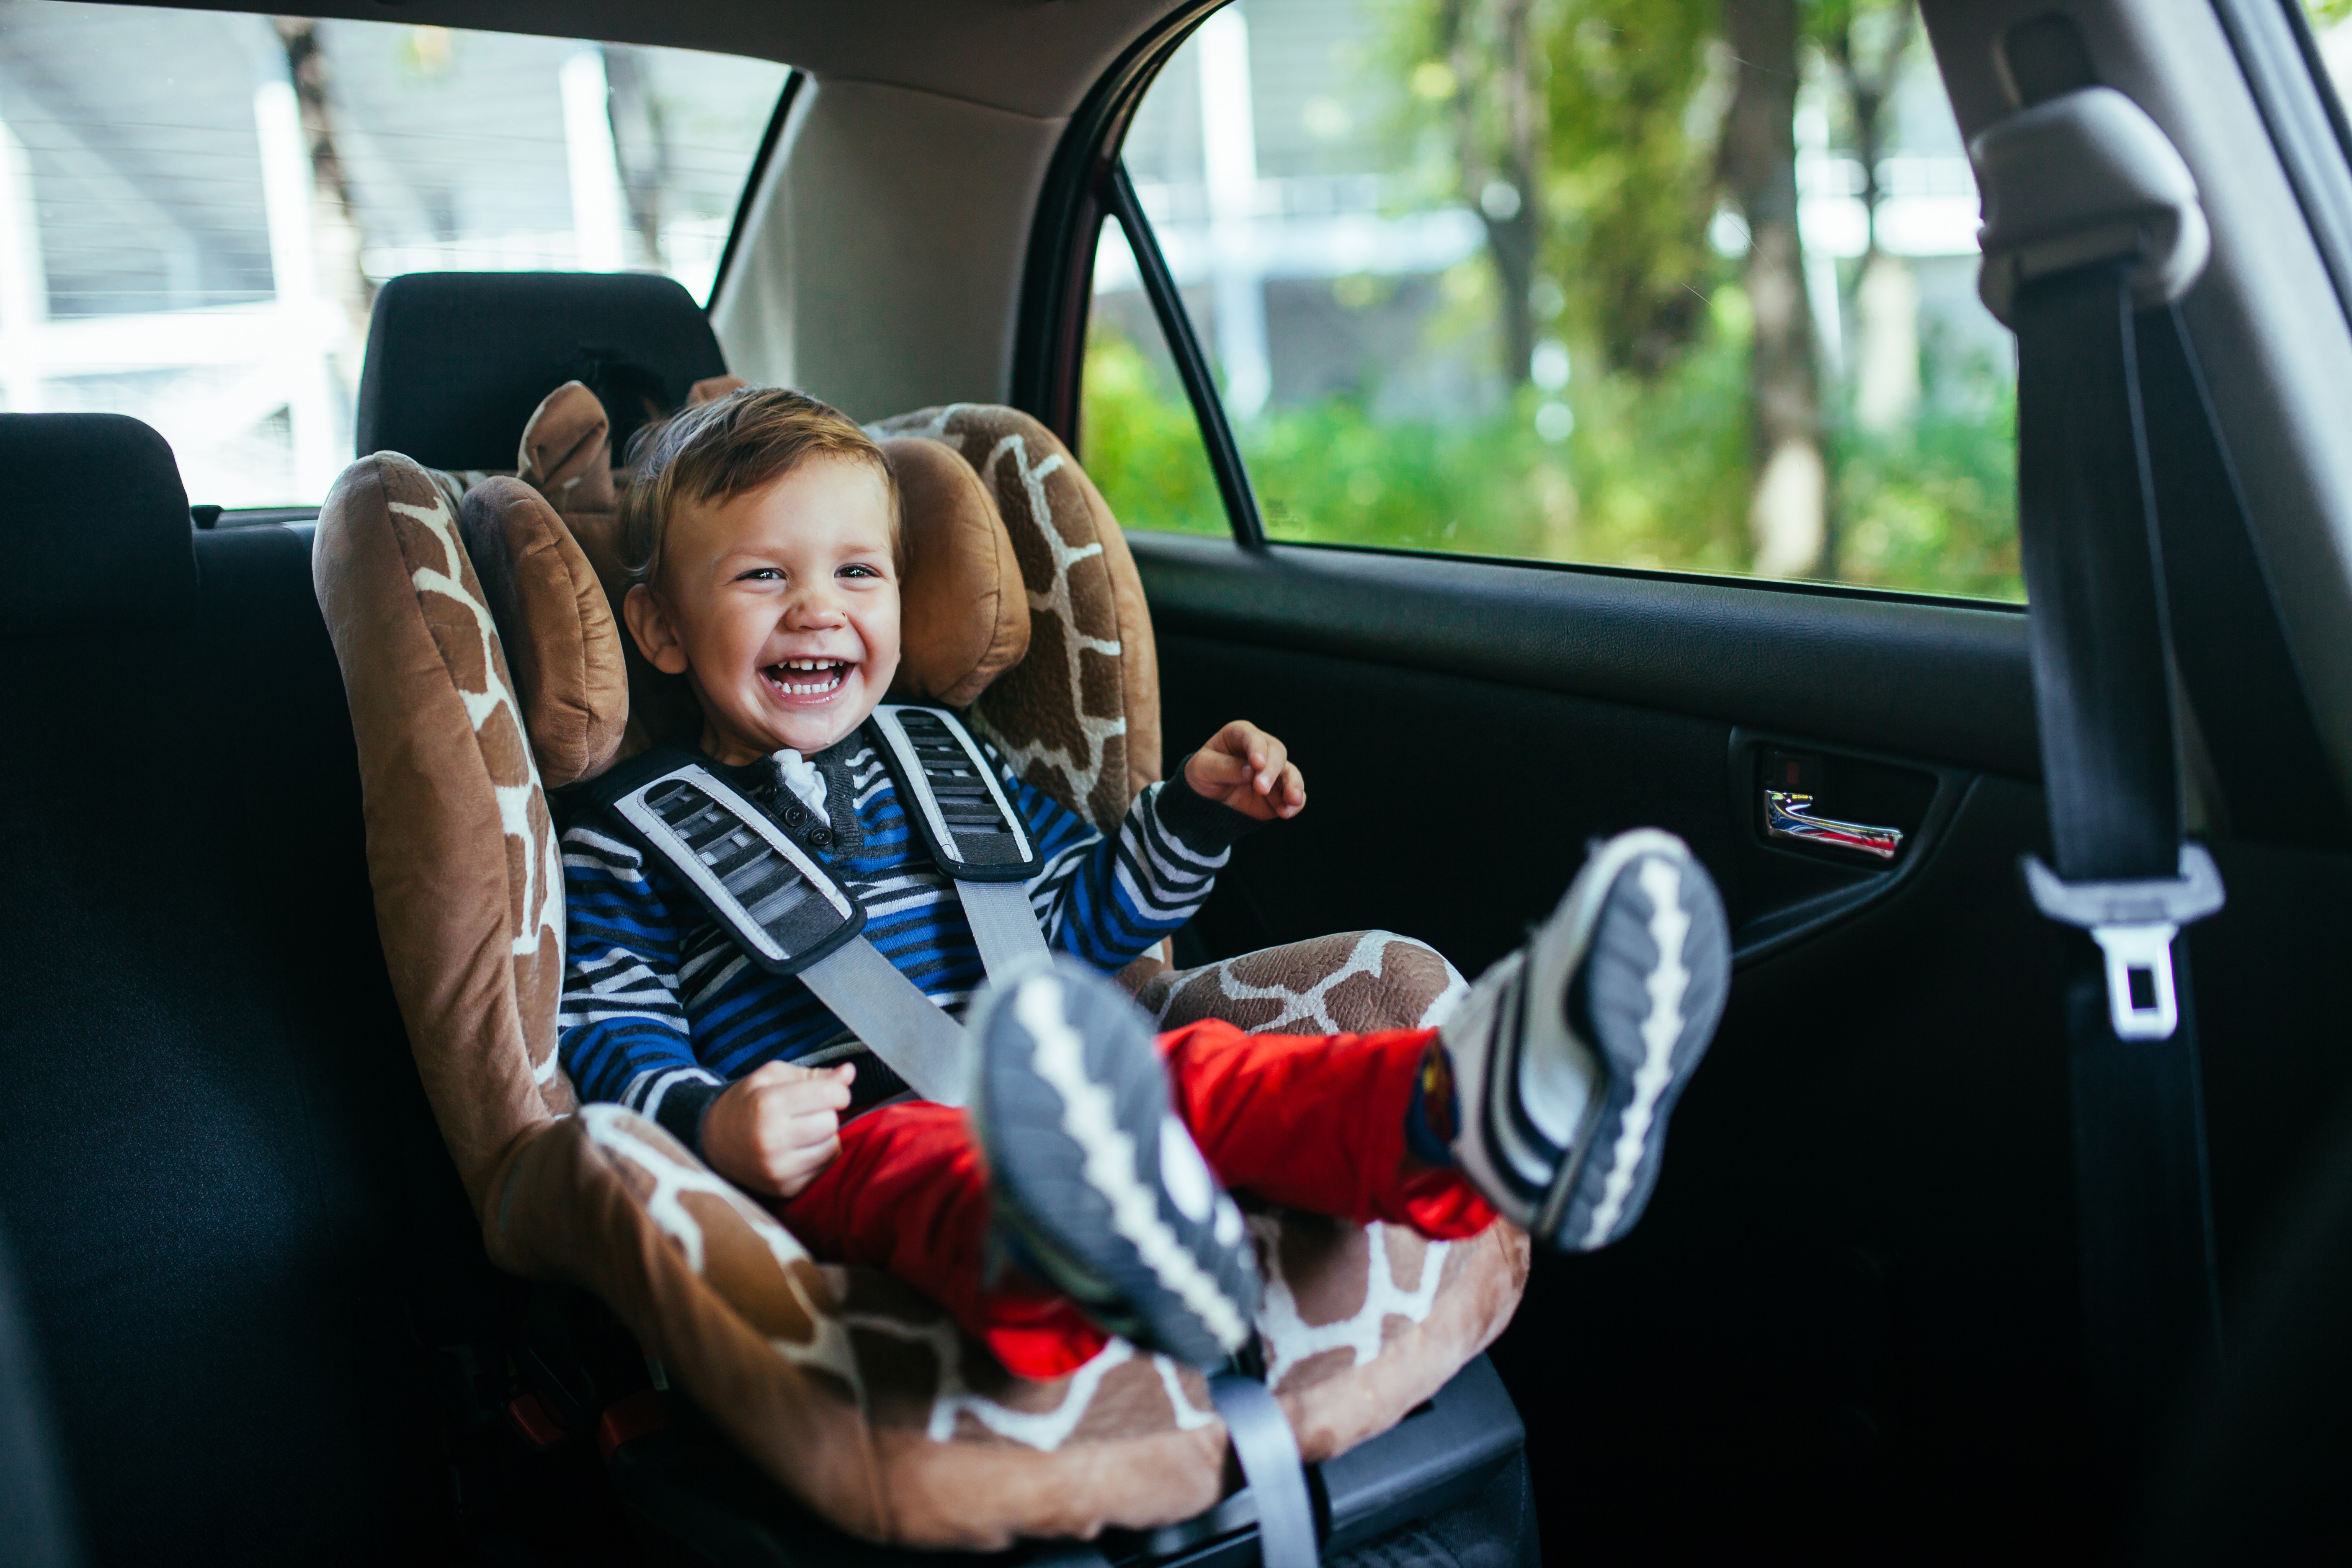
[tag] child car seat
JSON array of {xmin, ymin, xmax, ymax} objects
[{"xmin": 314, "ymin": 272, "xmax": 1529, "ymax": 1552}]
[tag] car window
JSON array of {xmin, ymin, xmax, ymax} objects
[
  {"xmin": 1086, "ymin": 0, "xmax": 2021, "ymax": 600},
  {"xmin": 0, "ymin": 2, "xmax": 788, "ymax": 508},
  {"xmin": 1082, "ymin": 217, "xmax": 1227, "ymax": 537}
]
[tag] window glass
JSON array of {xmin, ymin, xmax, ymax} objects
[
  {"xmin": 2307, "ymin": 6, "xmax": 2352, "ymax": 106},
  {"xmin": 1081, "ymin": 216, "xmax": 1227, "ymax": 536},
  {"xmin": 1087, "ymin": 0, "xmax": 2020, "ymax": 600},
  {"xmin": 0, "ymin": 3, "xmax": 788, "ymax": 507}
]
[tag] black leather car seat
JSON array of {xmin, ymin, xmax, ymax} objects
[
  {"xmin": 356, "ymin": 271, "xmax": 727, "ymax": 470},
  {"xmin": 0, "ymin": 413, "xmax": 472, "ymax": 1560}
]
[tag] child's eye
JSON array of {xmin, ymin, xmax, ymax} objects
[
  {"xmin": 838, "ymin": 563, "xmax": 880, "ymax": 579},
  {"xmin": 736, "ymin": 567, "xmax": 784, "ymax": 582}
]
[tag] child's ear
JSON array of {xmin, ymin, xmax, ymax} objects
[{"xmin": 622, "ymin": 584, "xmax": 692, "ymax": 676}]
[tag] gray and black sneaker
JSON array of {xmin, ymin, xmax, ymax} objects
[
  {"xmin": 1446, "ymin": 829, "xmax": 1731, "ymax": 1251},
  {"xmin": 967, "ymin": 959, "xmax": 1259, "ymax": 1368}
]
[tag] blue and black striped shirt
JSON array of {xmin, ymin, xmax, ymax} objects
[{"xmin": 557, "ymin": 733, "xmax": 1251, "ymax": 1150}]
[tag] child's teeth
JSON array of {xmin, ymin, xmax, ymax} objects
[{"xmin": 770, "ymin": 661, "xmax": 845, "ymax": 696}]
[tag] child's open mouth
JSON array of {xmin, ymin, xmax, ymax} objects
[{"xmin": 763, "ymin": 657, "xmax": 853, "ymax": 703}]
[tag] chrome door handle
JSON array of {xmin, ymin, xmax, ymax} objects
[{"xmin": 1764, "ymin": 790, "xmax": 1905, "ymax": 861}]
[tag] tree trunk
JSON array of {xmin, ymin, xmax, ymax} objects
[
  {"xmin": 1437, "ymin": 0, "xmax": 1543, "ymax": 388},
  {"xmin": 1720, "ymin": 0, "xmax": 1823, "ymax": 579},
  {"xmin": 1830, "ymin": 3, "xmax": 1921, "ymax": 437},
  {"xmin": 602, "ymin": 44, "xmax": 670, "ymax": 270},
  {"xmin": 1482, "ymin": 0, "xmax": 1542, "ymax": 389},
  {"xmin": 271, "ymin": 16, "xmax": 372, "ymax": 340}
]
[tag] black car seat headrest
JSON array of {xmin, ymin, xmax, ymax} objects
[
  {"xmin": 354, "ymin": 272, "xmax": 728, "ymax": 473},
  {"xmin": 0, "ymin": 413, "xmax": 195, "ymax": 638}
]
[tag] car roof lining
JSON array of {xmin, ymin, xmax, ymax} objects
[{"xmin": 130, "ymin": 0, "xmax": 1181, "ymax": 120}]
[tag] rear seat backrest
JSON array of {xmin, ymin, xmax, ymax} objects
[
  {"xmin": 0, "ymin": 414, "xmax": 465, "ymax": 1558},
  {"xmin": 356, "ymin": 271, "xmax": 728, "ymax": 470}
]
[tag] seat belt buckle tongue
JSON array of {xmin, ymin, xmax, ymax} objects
[
  {"xmin": 2088, "ymin": 921, "xmax": 2182, "ymax": 1042},
  {"xmin": 2021, "ymin": 845, "xmax": 2225, "ymax": 1043}
]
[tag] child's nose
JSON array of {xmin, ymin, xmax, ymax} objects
[{"xmin": 783, "ymin": 583, "xmax": 847, "ymax": 626}]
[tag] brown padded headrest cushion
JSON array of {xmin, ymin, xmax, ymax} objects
[
  {"xmin": 880, "ymin": 435, "xmax": 1030, "ymax": 708},
  {"xmin": 457, "ymin": 477, "xmax": 629, "ymax": 789},
  {"xmin": 514, "ymin": 382, "xmax": 700, "ymax": 759},
  {"xmin": 505, "ymin": 379, "xmax": 1031, "ymax": 770}
]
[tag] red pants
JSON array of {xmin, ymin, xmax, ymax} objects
[{"xmin": 774, "ymin": 1020, "xmax": 1496, "ymax": 1380}]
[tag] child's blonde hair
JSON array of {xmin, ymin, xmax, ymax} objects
[{"xmin": 619, "ymin": 386, "xmax": 899, "ymax": 589}]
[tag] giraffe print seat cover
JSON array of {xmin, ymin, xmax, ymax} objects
[{"xmin": 310, "ymin": 383, "xmax": 1529, "ymax": 1550}]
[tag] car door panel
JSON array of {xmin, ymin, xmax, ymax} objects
[
  {"xmin": 1141, "ymin": 524, "xmax": 2352, "ymax": 1552},
  {"xmin": 1137, "ymin": 533, "xmax": 2102, "ymax": 1551}
]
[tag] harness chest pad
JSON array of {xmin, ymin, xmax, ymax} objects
[
  {"xmin": 871, "ymin": 704, "xmax": 1041, "ymax": 882},
  {"xmin": 586, "ymin": 746, "xmax": 866, "ymax": 977}
]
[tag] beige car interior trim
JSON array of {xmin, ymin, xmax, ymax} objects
[{"xmin": 711, "ymin": 76, "xmax": 1067, "ymax": 418}]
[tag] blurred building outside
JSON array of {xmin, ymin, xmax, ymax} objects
[{"xmin": 0, "ymin": 3, "xmax": 783, "ymax": 507}]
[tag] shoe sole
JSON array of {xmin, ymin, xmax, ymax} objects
[
  {"xmin": 967, "ymin": 960, "xmax": 1259, "ymax": 1367},
  {"xmin": 1534, "ymin": 832, "xmax": 1730, "ymax": 1248}
]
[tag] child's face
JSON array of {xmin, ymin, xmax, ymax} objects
[{"xmin": 626, "ymin": 455, "xmax": 901, "ymax": 763}]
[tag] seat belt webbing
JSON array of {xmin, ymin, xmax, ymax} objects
[
  {"xmin": 592, "ymin": 750, "xmax": 977, "ymax": 1106},
  {"xmin": 956, "ymin": 877, "xmax": 1052, "ymax": 979},
  {"xmin": 794, "ymin": 939, "xmax": 971, "ymax": 1106},
  {"xmin": 2014, "ymin": 258, "xmax": 2225, "ymax": 1438},
  {"xmin": 1210, "ymin": 1372, "xmax": 1319, "ymax": 1568}
]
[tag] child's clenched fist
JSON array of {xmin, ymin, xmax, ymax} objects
[{"xmin": 701, "ymin": 1059, "xmax": 857, "ymax": 1197}]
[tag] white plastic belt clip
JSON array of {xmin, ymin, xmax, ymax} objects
[{"xmin": 2021, "ymin": 845, "xmax": 2225, "ymax": 1041}]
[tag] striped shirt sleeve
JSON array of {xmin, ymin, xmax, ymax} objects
[
  {"xmin": 556, "ymin": 818, "xmax": 727, "ymax": 1149},
  {"xmin": 1002, "ymin": 753, "xmax": 1260, "ymax": 972}
]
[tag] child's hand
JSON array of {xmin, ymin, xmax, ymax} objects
[
  {"xmin": 1183, "ymin": 720, "xmax": 1305, "ymax": 821},
  {"xmin": 701, "ymin": 1060, "xmax": 856, "ymax": 1199}
]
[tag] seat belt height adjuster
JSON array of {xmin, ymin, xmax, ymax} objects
[{"xmin": 2021, "ymin": 845, "xmax": 2225, "ymax": 1042}]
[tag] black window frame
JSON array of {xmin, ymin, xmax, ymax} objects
[
  {"xmin": 1010, "ymin": 0, "xmax": 1265, "ymax": 552},
  {"xmin": 709, "ymin": 67, "xmax": 806, "ymax": 315}
]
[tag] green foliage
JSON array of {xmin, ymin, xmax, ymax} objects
[
  {"xmin": 1542, "ymin": 0, "xmax": 1723, "ymax": 375},
  {"xmin": 1555, "ymin": 288, "xmax": 1754, "ymax": 571},
  {"xmin": 1829, "ymin": 364, "xmax": 2022, "ymax": 600},
  {"xmin": 1081, "ymin": 0, "xmax": 2023, "ymax": 604},
  {"xmin": 1076, "ymin": 329, "xmax": 1225, "ymax": 537},
  {"xmin": 1083, "ymin": 287, "xmax": 2019, "ymax": 601}
]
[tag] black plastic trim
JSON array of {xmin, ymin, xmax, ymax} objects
[
  {"xmin": 1104, "ymin": 167, "xmax": 1266, "ymax": 548},
  {"xmin": 707, "ymin": 68, "xmax": 804, "ymax": 316},
  {"xmin": 2211, "ymin": 0, "xmax": 2352, "ymax": 333},
  {"xmin": 1129, "ymin": 531, "xmax": 2040, "ymax": 780},
  {"xmin": 1010, "ymin": 0, "xmax": 1228, "ymax": 439},
  {"xmin": 1266, "ymin": 533, "xmax": 2029, "ymax": 613}
]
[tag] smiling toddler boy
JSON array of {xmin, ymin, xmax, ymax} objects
[{"xmin": 558, "ymin": 388, "xmax": 1736, "ymax": 1376}]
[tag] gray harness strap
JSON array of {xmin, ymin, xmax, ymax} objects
[
  {"xmin": 1210, "ymin": 1372, "xmax": 1321, "ymax": 1568},
  {"xmin": 594, "ymin": 751, "xmax": 972, "ymax": 1105},
  {"xmin": 591, "ymin": 708, "xmax": 1052, "ymax": 1107},
  {"xmin": 872, "ymin": 704, "xmax": 1054, "ymax": 977},
  {"xmin": 793, "ymin": 941, "xmax": 970, "ymax": 1105},
  {"xmin": 956, "ymin": 879, "xmax": 1052, "ymax": 980}
]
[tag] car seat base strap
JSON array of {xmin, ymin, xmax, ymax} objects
[{"xmin": 1210, "ymin": 1372, "xmax": 1320, "ymax": 1568}]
